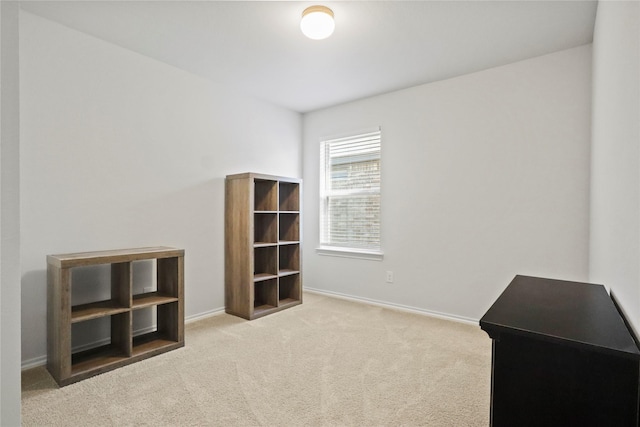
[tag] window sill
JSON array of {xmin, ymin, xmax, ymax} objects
[{"xmin": 316, "ymin": 246, "xmax": 384, "ymax": 261}]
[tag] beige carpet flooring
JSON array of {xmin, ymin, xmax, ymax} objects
[{"xmin": 22, "ymin": 292, "xmax": 491, "ymax": 426}]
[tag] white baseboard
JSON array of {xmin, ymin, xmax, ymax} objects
[
  {"xmin": 304, "ymin": 287, "xmax": 479, "ymax": 326},
  {"xmin": 22, "ymin": 355, "xmax": 48, "ymax": 371},
  {"xmin": 22, "ymin": 297, "xmax": 476, "ymax": 370},
  {"xmin": 185, "ymin": 307, "xmax": 226, "ymax": 323}
]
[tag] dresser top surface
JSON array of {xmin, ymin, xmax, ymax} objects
[{"xmin": 480, "ymin": 275, "xmax": 640, "ymax": 359}]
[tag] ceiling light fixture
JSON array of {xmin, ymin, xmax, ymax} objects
[{"xmin": 300, "ymin": 5, "xmax": 335, "ymax": 40}]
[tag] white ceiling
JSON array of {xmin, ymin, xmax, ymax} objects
[{"xmin": 20, "ymin": 1, "xmax": 597, "ymax": 113}]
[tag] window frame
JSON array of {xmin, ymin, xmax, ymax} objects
[{"xmin": 317, "ymin": 128, "xmax": 384, "ymax": 261}]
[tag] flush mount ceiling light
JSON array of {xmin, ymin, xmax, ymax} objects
[{"xmin": 300, "ymin": 5, "xmax": 335, "ymax": 40}]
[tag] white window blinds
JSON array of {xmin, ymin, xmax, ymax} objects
[{"xmin": 320, "ymin": 129, "xmax": 381, "ymax": 252}]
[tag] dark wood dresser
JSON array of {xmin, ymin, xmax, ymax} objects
[{"xmin": 480, "ymin": 275, "xmax": 640, "ymax": 426}]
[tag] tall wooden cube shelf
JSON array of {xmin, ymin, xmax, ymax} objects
[
  {"xmin": 225, "ymin": 173, "xmax": 302, "ymax": 320},
  {"xmin": 47, "ymin": 246, "xmax": 185, "ymax": 387}
]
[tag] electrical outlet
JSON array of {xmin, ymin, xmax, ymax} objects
[{"xmin": 386, "ymin": 271, "xmax": 394, "ymax": 283}]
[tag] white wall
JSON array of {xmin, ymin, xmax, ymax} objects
[
  {"xmin": 20, "ymin": 11, "xmax": 301, "ymax": 366},
  {"xmin": 1, "ymin": 2, "xmax": 22, "ymax": 423},
  {"xmin": 303, "ymin": 45, "xmax": 592, "ymax": 321},
  {"xmin": 590, "ymin": 1, "xmax": 640, "ymax": 335}
]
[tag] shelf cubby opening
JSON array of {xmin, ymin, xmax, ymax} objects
[
  {"xmin": 70, "ymin": 344, "xmax": 129, "ymax": 377},
  {"xmin": 279, "ymin": 274, "xmax": 301, "ymax": 305},
  {"xmin": 279, "ymin": 182, "xmax": 299, "ymax": 211},
  {"xmin": 132, "ymin": 303, "xmax": 180, "ymax": 356},
  {"xmin": 254, "ymin": 213, "xmax": 277, "ymax": 245},
  {"xmin": 131, "ymin": 259, "xmax": 156, "ymax": 297},
  {"xmin": 279, "ymin": 213, "xmax": 300, "ymax": 243},
  {"xmin": 157, "ymin": 256, "xmax": 180, "ymax": 299},
  {"xmin": 71, "ymin": 262, "xmax": 130, "ymax": 309},
  {"xmin": 254, "ymin": 179, "xmax": 278, "ymax": 211},
  {"xmin": 254, "ymin": 278, "xmax": 278, "ymax": 313},
  {"xmin": 70, "ymin": 312, "xmax": 131, "ymax": 375},
  {"xmin": 254, "ymin": 246, "xmax": 277, "ymax": 281},
  {"xmin": 279, "ymin": 244, "xmax": 300, "ymax": 275},
  {"xmin": 132, "ymin": 305, "xmax": 157, "ymax": 338},
  {"xmin": 130, "ymin": 257, "xmax": 179, "ymax": 309}
]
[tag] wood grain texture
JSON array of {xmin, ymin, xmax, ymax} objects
[
  {"xmin": 254, "ymin": 246, "xmax": 277, "ymax": 277},
  {"xmin": 279, "ymin": 181, "xmax": 300, "ymax": 211},
  {"xmin": 47, "ymin": 247, "xmax": 184, "ymax": 268},
  {"xmin": 225, "ymin": 177, "xmax": 252, "ymax": 319},
  {"xmin": 254, "ymin": 180, "xmax": 278, "ymax": 211},
  {"xmin": 157, "ymin": 302, "xmax": 179, "ymax": 342},
  {"xmin": 63, "ymin": 339, "xmax": 183, "ymax": 387},
  {"xmin": 112, "ymin": 312, "xmax": 132, "ymax": 357},
  {"xmin": 226, "ymin": 172, "xmax": 302, "ymax": 184},
  {"xmin": 71, "ymin": 301, "xmax": 129, "ymax": 323},
  {"xmin": 295, "ymin": 181, "xmax": 303, "ymax": 305},
  {"xmin": 279, "ymin": 274, "xmax": 301, "ymax": 302},
  {"xmin": 255, "ymin": 279, "xmax": 278, "ymax": 309},
  {"xmin": 225, "ymin": 173, "xmax": 303, "ymax": 320},
  {"xmin": 157, "ymin": 257, "xmax": 178, "ymax": 297},
  {"xmin": 47, "ymin": 247, "xmax": 185, "ymax": 386},
  {"xmin": 176, "ymin": 255, "xmax": 185, "ymax": 343},
  {"xmin": 132, "ymin": 293, "xmax": 179, "ymax": 309},
  {"xmin": 254, "ymin": 213, "xmax": 277, "ymax": 244},
  {"xmin": 279, "ymin": 244, "xmax": 300, "ymax": 273},
  {"xmin": 47, "ymin": 265, "xmax": 71, "ymax": 383},
  {"xmin": 112, "ymin": 262, "xmax": 131, "ymax": 308},
  {"xmin": 279, "ymin": 213, "xmax": 300, "ymax": 242}
]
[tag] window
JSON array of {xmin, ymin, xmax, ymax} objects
[{"xmin": 319, "ymin": 128, "xmax": 382, "ymax": 259}]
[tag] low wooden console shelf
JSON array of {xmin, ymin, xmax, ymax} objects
[
  {"xmin": 47, "ymin": 246, "xmax": 185, "ymax": 386},
  {"xmin": 480, "ymin": 275, "xmax": 640, "ymax": 426}
]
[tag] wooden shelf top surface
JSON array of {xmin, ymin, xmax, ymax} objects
[
  {"xmin": 48, "ymin": 246, "xmax": 184, "ymax": 268},
  {"xmin": 253, "ymin": 304, "xmax": 278, "ymax": 316},
  {"xmin": 71, "ymin": 345, "xmax": 128, "ymax": 377},
  {"xmin": 132, "ymin": 332, "xmax": 182, "ymax": 356},
  {"xmin": 254, "ymin": 273, "xmax": 278, "ymax": 282},
  {"xmin": 226, "ymin": 172, "xmax": 301, "ymax": 183},
  {"xmin": 480, "ymin": 275, "xmax": 640, "ymax": 359},
  {"xmin": 279, "ymin": 298, "xmax": 300, "ymax": 308},
  {"xmin": 71, "ymin": 301, "xmax": 129, "ymax": 323},
  {"xmin": 254, "ymin": 242, "xmax": 277, "ymax": 248},
  {"xmin": 132, "ymin": 293, "xmax": 179, "ymax": 309},
  {"xmin": 278, "ymin": 269, "xmax": 300, "ymax": 277}
]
